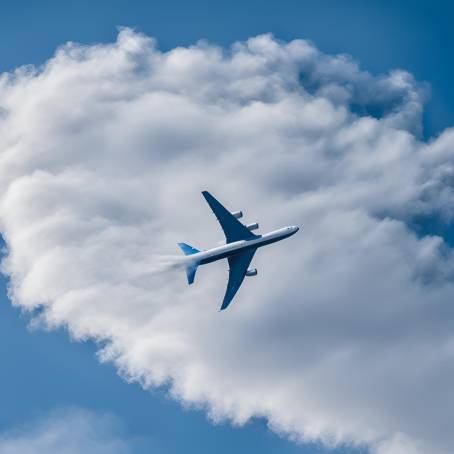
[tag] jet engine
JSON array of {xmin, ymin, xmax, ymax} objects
[
  {"xmin": 246, "ymin": 222, "xmax": 259, "ymax": 231},
  {"xmin": 246, "ymin": 268, "xmax": 257, "ymax": 276},
  {"xmin": 231, "ymin": 210, "xmax": 243, "ymax": 219}
]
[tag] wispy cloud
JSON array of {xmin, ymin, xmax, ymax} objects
[{"xmin": 0, "ymin": 408, "xmax": 136, "ymax": 454}]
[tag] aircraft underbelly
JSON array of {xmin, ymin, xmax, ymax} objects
[{"xmin": 199, "ymin": 243, "xmax": 256, "ymax": 265}]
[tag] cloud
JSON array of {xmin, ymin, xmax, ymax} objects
[
  {"xmin": 0, "ymin": 408, "xmax": 136, "ymax": 454},
  {"xmin": 1, "ymin": 28, "xmax": 454, "ymax": 453}
]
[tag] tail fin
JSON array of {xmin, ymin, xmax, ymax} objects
[{"xmin": 177, "ymin": 243, "xmax": 200, "ymax": 285}]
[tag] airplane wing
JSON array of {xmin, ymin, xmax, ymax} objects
[
  {"xmin": 221, "ymin": 249, "xmax": 256, "ymax": 310},
  {"xmin": 202, "ymin": 191, "xmax": 258, "ymax": 243}
]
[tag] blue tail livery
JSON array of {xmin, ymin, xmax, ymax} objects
[{"xmin": 177, "ymin": 243, "xmax": 200, "ymax": 284}]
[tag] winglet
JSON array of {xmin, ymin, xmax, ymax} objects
[{"xmin": 220, "ymin": 298, "xmax": 231, "ymax": 311}]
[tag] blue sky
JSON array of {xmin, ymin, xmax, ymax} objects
[
  {"xmin": 1, "ymin": 1, "xmax": 454, "ymax": 453},
  {"xmin": 1, "ymin": 0, "xmax": 454, "ymax": 138},
  {"xmin": 1, "ymin": 267, "xmax": 342, "ymax": 454}
]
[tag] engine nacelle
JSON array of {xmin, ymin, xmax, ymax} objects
[
  {"xmin": 231, "ymin": 210, "xmax": 243, "ymax": 219},
  {"xmin": 246, "ymin": 222, "xmax": 259, "ymax": 231},
  {"xmin": 246, "ymin": 268, "xmax": 257, "ymax": 277}
]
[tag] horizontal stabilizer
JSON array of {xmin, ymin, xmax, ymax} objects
[
  {"xmin": 185, "ymin": 262, "xmax": 198, "ymax": 285},
  {"xmin": 177, "ymin": 242, "xmax": 200, "ymax": 256},
  {"xmin": 177, "ymin": 243, "xmax": 200, "ymax": 285}
]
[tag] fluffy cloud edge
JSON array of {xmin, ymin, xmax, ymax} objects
[{"xmin": 1, "ymin": 29, "xmax": 454, "ymax": 454}]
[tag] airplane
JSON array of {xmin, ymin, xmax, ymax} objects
[{"xmin": 178, "ymin": 191, "xmax": 299, "ymax": 311}]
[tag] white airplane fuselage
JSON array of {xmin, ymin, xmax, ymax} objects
[{"xmin": 191, "ymin": 226, "xmax": 299, "ymax": 266}]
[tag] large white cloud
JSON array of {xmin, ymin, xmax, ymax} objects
[{"xmin": 1, "ymin": 29, "xmax": 454, "ymax": 454}]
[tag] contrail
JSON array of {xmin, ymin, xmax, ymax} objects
[{"xmin": 126, "ymin": 255, "xmax": 193, "ymax": 288}]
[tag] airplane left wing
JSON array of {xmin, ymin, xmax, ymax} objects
[
  {"xmin": 202, "ymin": 191, "xmax": 258, "ymax": 243},
  {"xmin": 221, "ymin": 249, "xmax": 256, "ymax": 311}
]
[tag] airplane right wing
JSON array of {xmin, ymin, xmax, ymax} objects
[
  {"xmin": 221, "ymin": 248, "xmax": 256, "ymax": 311},
  {"xmin": 202, "ymin": 191, "xmax": 258, "ymax": 243}
]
